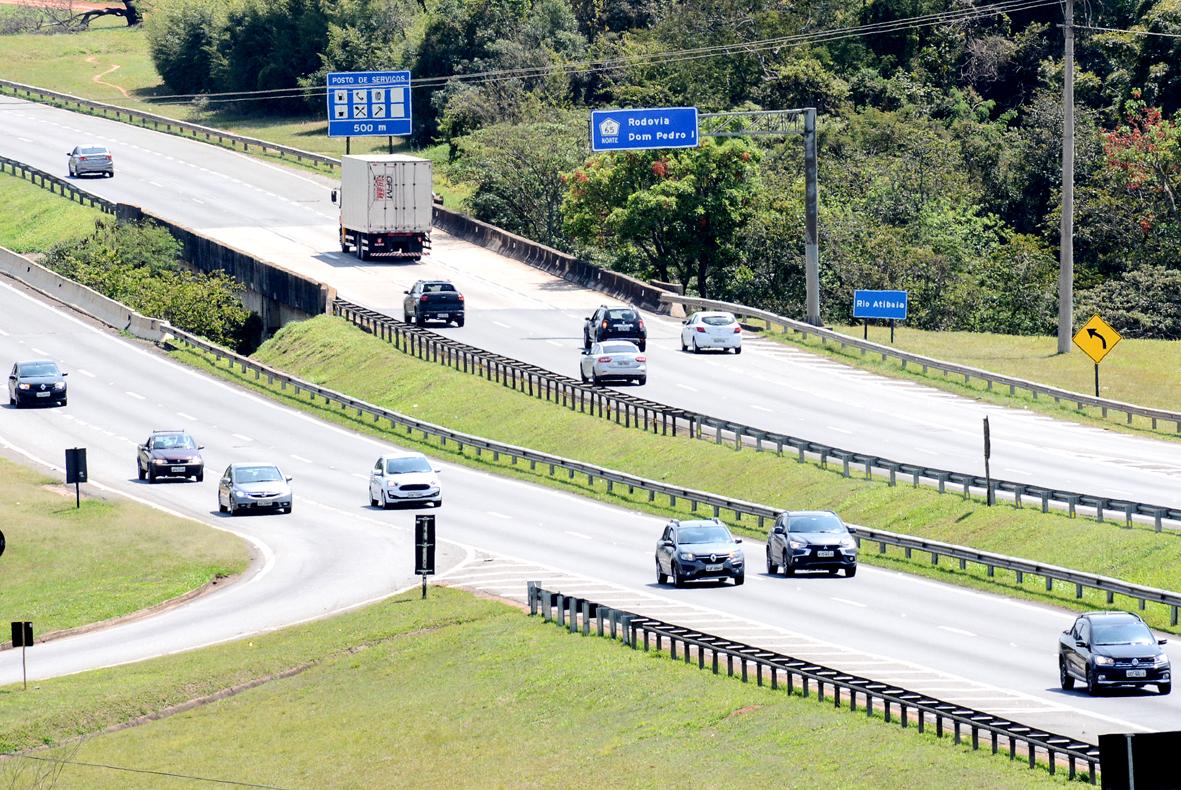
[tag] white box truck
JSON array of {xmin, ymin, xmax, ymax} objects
[{"xmin": 332, "ymin": 154, "xmax": 433, "ymax": 261}]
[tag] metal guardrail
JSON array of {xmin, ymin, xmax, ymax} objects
[
  {"xmin": 0, "ymin": 155, "xmax": 116, "ymax": 213},
  {"xmin": 167, "ymin": 326, "xmax": 1181, "ymax": 628},
  {"xmin": 665, "ymin": 293, "xmax": 1181, "ymax": 433},
  {"xmin": 334, "ymin": 299, "xmax": 1181, "ymax": 534},
  {"xmin": 527, "ymin": 583, "xmax": 1101, "ymax": 782},
  {"xmin": 0, "ymin": 80, "xmax": 339, "ymax": 172}
]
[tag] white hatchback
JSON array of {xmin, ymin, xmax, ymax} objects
[
  {"xmin": 369, "ymin": 452, "xmax": 442, "ymax": 508},
  {"xmin": 681, "ymin": 311, "xmax": 742, "ymax": 353}
]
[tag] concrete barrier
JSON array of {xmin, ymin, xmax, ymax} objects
[{"xmin": 0, "ymin": 246, "xmax": 169, "ymax": 341}]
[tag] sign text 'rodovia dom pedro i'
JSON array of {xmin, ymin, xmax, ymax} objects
[{"xmin": 590, "ymin": 107, "xmax": 699, "ymax": 152}]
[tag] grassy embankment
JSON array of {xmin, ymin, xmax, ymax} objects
[
  {"xmin": 0, "ymin": 24, "xmax": 473, "ymax": 206},
  {"xmin": 172, "ymin": 316, "xmax": 1181, "ymax": 633},
  {"xmin": 0, "ymin": 172, "xmax": 105, "ymax": 253},
  {"xmin": 0, "ymin": 587, "xmax": 1068, "ymax": 788},
  {"xmin": 0, "ymin": 456, "xmax": 248, "ymax": 635}
]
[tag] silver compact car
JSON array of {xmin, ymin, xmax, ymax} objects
[
  {"xmin": 681, "ymin": 311, "xmax": 742, "ymax": 353},
  {"xmin": 67, "ymin": 144, "xmax": 114, "ymax": 177},
  {"xmin": 368, "ymin": 452, "xmax": 442, "ymax": 508},
  {"xmin": 217, "ymin": 463, "xmax": 293, "ymax": 515},
  {"xmin": 580, "ymin": 341, "xmax": 647, "ymax": 386}
]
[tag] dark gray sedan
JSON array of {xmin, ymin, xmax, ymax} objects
[
  {"xmin": 656, "ymin": 518, "xmax": 744, "ymax": 586},
  {"xmin": 1059, "ymin": 611, "xmax": 1170, "ymax": 695},
  {"xmin": 67, "ymin": 144, "xmax": 114, "ymax": 177},
  {"xmin": 7, "ymin": 360, "xmax": 67, "ymax": 407}
]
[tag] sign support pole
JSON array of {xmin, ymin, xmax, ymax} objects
[
  {"xmin": 74, "ymin": 479, "xmax": 80, "ymax": 509},
  {"xmin": 803, "ymin": 108, "xmax": 820, "ymax": 326},
  {"xmin": 346, "ymin": 137, "xmax": 351, "ymax": 155},
  {"xmin": 1094, "ymin": 362, "xmax": 1099, "ymax": 397},
  {"xmin": 388, "ymin": 136, "xmax": 393, "ymax": 154},
  {"xmin": 21, "ymin": 643, "xmax": 27, "ymax": 690},
  {"xmin": 983, "ymin": 416, "xmax": 993, "ymax": 507},
  {"xmin": 889, "ymin": 319, "xmax": 895, "ymax": 345},
  {"xmin": 421, "ymin": 573, "xmax": 428, "ymax": 599},
  {"xmin": 863, "ymin": 320, "xmax": 868, "ymax": 340}
]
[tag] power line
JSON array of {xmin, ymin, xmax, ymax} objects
[
  {"xmin": 13, "ymin": 754, "xmax": 292, "ymax": 789},
  {"xmin": 1076, "ymin": 24, "xmax": 1181, "ymax": 38},
  {"xmin": 140, "ymin": 0, "xmax": 1058, "ymax": 106}
]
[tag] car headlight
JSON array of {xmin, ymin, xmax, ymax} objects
[
  {"xmin": 1154, "ymin": 654, "xmax": 1170, "ymax": 667},
  {"xmin": 789, "ymin": 539, "xmax": 806, "ymax": 550},
  {"xmin": 17, "ymin": 383, "xmax": 29, "ymax": 390},
  {"xmin": 1093, "ymin": 655, "xmax": 1114, "ymax": 666},
  {"xmin": 841, "ymin": 537, "xmax": 857, "ymax": 548},
  {"xmin": 232, "ymin": 488, "xmax": 246, "ymax": 497},
  {"xmin": 732, "ymin": 550, "xmax": 744, "ymax": 562},
  {"xmin": 153, "ymin": 458, "xmax": 169, "ymax": 464},
  {"xmin": 678, "ymin": 552, "xmax": 696, "ymax": 561},
  {"xmin": 53, "ymin": 382, "xmax": 65, "ymax": 390}
]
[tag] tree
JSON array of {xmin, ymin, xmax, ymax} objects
[
  {"xmin": 1103, "ymin": 93, "xmax": 1181, "ymax": 222},
  {"xmin": 563, "ymin": 139, "xmax": 762, "ymax": 296}
]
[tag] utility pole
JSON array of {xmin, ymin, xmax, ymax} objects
[
  {"xmin": 804, "ymin": 108, "xmax": 820, "ymax": 326},
  {"xmin": 1057, "ymin": 0, "xmax": 1075, "ymax": 353}
]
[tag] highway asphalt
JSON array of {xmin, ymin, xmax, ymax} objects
[{"xmin": 0, "ymin": 278, "xmax": 1178, "ymax": 744}]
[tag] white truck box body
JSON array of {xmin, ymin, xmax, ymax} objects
[{"xmin": 340, "ymin": 154, "xmax": 433, "ymax": 234}]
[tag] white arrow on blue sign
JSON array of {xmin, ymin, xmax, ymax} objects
[{"xmin": 590, "ymin": 107, "xmax": 699, "ymax": 152}]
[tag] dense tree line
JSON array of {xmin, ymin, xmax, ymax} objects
[{"xmin": 144, "ymin": 0, "xmax": 1181, "ymax": 336}]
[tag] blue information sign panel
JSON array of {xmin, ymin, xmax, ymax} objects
[
  {"xmin": 326, "ymin": 71, "xmax": 412, "ymax": 138},
  {"xmin": 590, "ymin": 107, "xmax": 698, "ymax": 152},
  {"xmin": 853, "ymin": 290, "xmax": 908, "ymax": 320}
]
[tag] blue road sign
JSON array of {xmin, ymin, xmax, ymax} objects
[
  {"xmin": 326, "ymin": 71, "xmax": 412, "ymax": 138},
  {"xmin": 590, "ymin": 107, "xmax": 698, "ymax": 152},
  {"xmin": 853, "ymin": 290, "xmax": 908, "ymax": 320}
]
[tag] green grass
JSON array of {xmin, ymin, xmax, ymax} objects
[
  {"xmin": 0, "ymin": 456, "xmax": 249, "ymax": 635},
  {"xmin": 0, "ymin": 588, "xmax": 1069, "ymax": 788},
  {"xmin": 171, "ymin": 316, "xmax": 1181, "ymax": 633},
  {"xmin": 0, "ymin": 172, "xmax": 105, "ymax": 253}
]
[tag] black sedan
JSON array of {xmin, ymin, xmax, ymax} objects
[
  {"xmin": 766, "ymin": 510, "xmax": 858, "ymax": 578},
  {"xmin": 7, "ymin": 360, "xmax": 68, "ymax": 407},
  {"xmin": 656, "ymin": 518, "xmax": 745, "ymax": 587},
  {"xmin": 1059, "ymin": 611, "xmax": 1171, "ymax": 695},
  {"xmin": 137, "ymin": 430, "xmax": 205, "ymax": 482}
]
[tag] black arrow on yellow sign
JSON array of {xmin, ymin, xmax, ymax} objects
[{"xmin": 1086, "ymin": 327, "xmax": 1108, "ymax": 349}]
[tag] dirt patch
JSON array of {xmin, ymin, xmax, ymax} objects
[
  {"xmin": 85, "ymin": 55, "xmax": 130, "ymax": 98},
  {"xmin": 726, "ymin": 705, "xmax": 761, "ymax": 719}
]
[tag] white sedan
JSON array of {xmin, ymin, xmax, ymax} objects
[
  {"xmin": 580, "ymin": 341, "xmax": 647, "ymax": 386},
  {"xmin": 368, "ymin": 452, "xmax": 442, "ymax": 508},
  {"xmin": 680, "ymin": 311, "xmax": 742, "ymax": 353}
]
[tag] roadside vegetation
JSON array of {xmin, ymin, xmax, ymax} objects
[
  {"xmin": 172, "ymin": 316, "xmax": 1181, "ymax": 634},
  {"xmin": 0, "ymin": 587, "xmax": 1067, "ymax": 788},
  {"xmin": 0, "ymin": 173, "xmax": 104, "ymax": 253},
  {"xmin": 0, "ymin": 455, "xmax": 248, "ymax": 635}
]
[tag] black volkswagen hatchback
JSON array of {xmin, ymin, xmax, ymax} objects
[
  {"xmin": 1059, "ymin": 611, "xmax": 1171, "ymax": 695},
  {"xmin": 7, "ymin": 360, "xmax": 68, "ymax": 407}
]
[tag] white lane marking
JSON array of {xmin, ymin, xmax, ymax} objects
[
  {"xmin": 148, "ymin": 180, "xmax": 164, "ymax": 188},
  {"xmin": 564, "ymin": 530, "xmax": 592, "ymax": 540},
  {"xmin": 177, "ymin": 411, "xmax": 198, "ymax": 421},
  {"xmin": 32, "ymin": 347, "xmax": 50, "ymax": 356},
  {"xmin": 232, "ymin": 433, "xmax": 253, "ymax": 442},
  {"xmin": 1005, "ymin": 468, "xmax": 1035, "ymax": 477},
  {"xmin": 829, "ymin": 596, "xmax": 867, "ymax": 608},
  {"xmin": 487, "ymin": 512, "xmax": 511, "ymax": 520},
  {"xmin": 546, "ymin": 340, "xmax": 563, "ymax": 347},
  {"xmin": 76, "ymin": 368, "xmax": 96, "ymax": 378},
  {"xmin": 749, "ymin": 404, "xmax": 773, "ymax": 413},
  {"xmin": 17, "ymin": 137, "xmax": 32, "ymax": 143},
  {"xmin": 125, "ymin": 391, "xmax": 146, "ymax": 400},
  {"xmin": 826, "ymin": 425, "xmax": 854, "ymax": 434},
  {"xmin": 0, "ymin": 328, "xmax": 8, "ymax": 336},
  {"xmin": 290, "ymin": 454, "xmax": 312, "ymax": 464},
  {"xmin": 492, "ymin": 321, "xmax": 512, "ymax": 329},
  {"xmin": 191, "ymin": 197, "xmax": 205, "ymax": 205},
  {"xmin": 939, "ymin": 626, "xmax": 977, "ymax": 637},
  {"xmin": 676, "ymin": 384, "xmax": 699, "ymax": 392}
]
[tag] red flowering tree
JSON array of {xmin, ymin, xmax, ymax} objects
[{"xmin": 1102, "ymin": 92, "xmax": 1181, "ymax": 228}]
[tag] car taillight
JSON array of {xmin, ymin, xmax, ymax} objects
[
  {"xmin": 601, "ymin": 320, "xmax": 608, "ymax": 330},
  {"xmin": 734, "ymin": 325, "xmax": 742, "ymax": 333},
  {"xmin": 695, "ymin": 326, "xmax": 706, "ymax": 333},
  {"xmin": 597, "ymin": 356, "xmax": 612, "ymax": 362},
  {"xmin": 79, "ymin": 156, "xmax": 88, "ymax": 161},
  {"xmin": 457, "ymin": 294, "xmax": 464, "ymax": 301},
  {"xmin": 105, "ymin": 155, "xmax": 112, "ymax": 161},
  {"xmin": 420, "ymin": 295, "xmax": 429, "ymax": 302},
  {"xmin": 639, "ymin": 319, "xmax": 646, "ymax": 330},
  {"xmin": 635, "ymin": 355, "xmax": 646, "ymax": 362}
]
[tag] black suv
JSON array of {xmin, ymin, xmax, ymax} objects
[
  {"xmin": 655, "ymin": 518, "xmax": 745, "ymax": 586},
  {"xmin": 1059, "ymin": 611, "xmax": 1170, "ymax": 695},
  {"xmin": 584, "ymin": 305, "xmax": 646, "ymax": 351},
  {"xmin": 137, "ymin": 430, "xmax": 205, "ymax": 482},
  {"xmin": 766, "ymin": 510, "xmax": 858, "ymax": 577}
]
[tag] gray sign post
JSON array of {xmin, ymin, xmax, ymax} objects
[
  {"xmin": 11, "ymin": 622, "xmax": 32, "ymax": 690},
  {"xmin": 415, "ymin": 514, "xmax": 436, "ymax": 599},
  {"xmin": 65, "ymin": 447, "xmax": 87, "ymax": 509}
]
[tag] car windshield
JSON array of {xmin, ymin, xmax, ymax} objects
[
  {"xmin": 605, "ymin": 310, "xmax": 636, "ymax": 322},
  {"xmin": 701, "ymin": 314, "xmax": 736, "ymax": 326},
  {"xmin": 679, "ymin": 526, "xmax": 733, "ymax": 544},
  {"xmin": 601, "ymin": 343, "xmax": 637, "ymax": 354},
  {"xmin": 151, "ymin": 434, "xmax": 196, "ymax": 450},
  {"xmin": 234, "ymin": 466, "xmax": 283, "ymax": 483},
  {"xmin": 1092, "ymin": 621, "xmax": 1156, "ymax": 646},
  {"xmin": 385, "ymin": 456, "xmax": 432, "ymax": 474},
  {"xmin": 423, "ymin": 282, "xmax": 455, "ymax": 293},
  {"xmin": 788, "ymin": 514, "xmax": 847, "ymax": 534},
  {"xmin": 18, "ymin": 362, "xmax": 60, "ymax": 377},
  {"xmin": 80, "ymin": 147, "xmax": 108, "ymax": 155}
]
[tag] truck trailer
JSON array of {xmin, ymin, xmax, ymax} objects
[{"xmin": 333, "ymin": 154, "xmax": 433, "ymax": 261}]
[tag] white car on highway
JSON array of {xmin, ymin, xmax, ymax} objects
[
  {"xmin": 580, "ymin": 341, "xmax": 647, "ymax": 386},
  {"xmin": 369, "ymin": 451, "xmax": 442, "ymax": 508},
  {"xmin": 680, "ymin": 311, "xmax": 742, "ymax": 354}
]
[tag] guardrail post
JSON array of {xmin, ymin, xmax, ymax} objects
[
  {"xmin": 582, "ymin": 600, "xmax": 590, "ymax": 636},
  {"xmin": 556, "ymin": 594, "xmax": 565, "ymax": 627},
  {"xmin": 528, "ymin": 582, "xmax": 538, "ymax": 615}
]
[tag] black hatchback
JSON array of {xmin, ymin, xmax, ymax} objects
[
  {"xmin": 655, "ymin": 518, "xmax": 745, "ymax": 586},
  {"xmin": 8, "ymin": 360, "xmax": 68, "ymax": 407},
  {"xmin": 766, "ymin": 510, "xmax": 858, "ymax": 577},
  {"xmin": 1059, "ymin": 611, "xmax": 1171, "ymax": 695},
  {"xmin": 584, "ymin": 305, "xmax": 647, "ymax": 351}
]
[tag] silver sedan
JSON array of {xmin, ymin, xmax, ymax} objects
[
  {"xmin": 217, "ymin": 462, "xmax": 293, "ymax": 515},
  {"xmin": 580, "ymin": 341, "xmax": 647, "ymax": 386},
  {"xmin": 67, "ymin": 144, "xmax": 114, "ymax": 178}
]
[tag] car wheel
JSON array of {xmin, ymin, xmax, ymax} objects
[
  {"xmin": 782, "ymin": 557, "xmax": 795, "ymax": 577},
  {"xmin": 106, "ymin": 171, "xmax": 114, "ymax": 178},
  {"xmin": 733, "ymin": 572, "xmax": 745, "ymax": 586},
  {"xmin": 734, "ymin": 345, "xmax": 742, "ymax": 355},
  {"xmin": 218, "ymin": 499, "xmax": 227, "ymax": 513},
  {"xmin": 283, "ymin": 504, "xmax": 292, "ymax": 514},
  {"xmin": 1085, "ymin": 667, "xmax": 1100, "ymax": 696},
  {"xmin": 638, "ymin": 341, "xmax": 646, "ymax": 352},
  {"xmin": 580, "ymin": 368, "xmax": 588, "ymax": 384},
  {"xmin": 692, "ymin": 338, "xmax": 701, "ymax": 354},
  {"xmin": 591, "ymin": 374, "xmax": 601, "ymax": 386},
  {"xmin": 656, "ymin": 558, "xmax": 668, "ymax": 585},
  {"xmin": 403, "ymin": 311, "xmax": 412, "ymax": 323},
  {"xmin": 147, "ymin": 467, "xmax": 157, "ymax": 484},
  {"xmin": 844, "ymin": 565, "xmax": 857, "ymax": 578},
  {"xmin": 415, "ymin": 313, "xmax": 425, "ymax": 327},
  {"xmin": 672, "ymin": 563, "xmax": 685, "ymax": 588},
  {"xmin": 766, "ymin": 549, "xmax": 775, "ymax": 575},
  {"xmin": 195, "ymin": 471, "xmax": 204, "ymax": 483},
  {"xmin": 1160, "ymin": 682, "xmax": 1172, "ymax": 695},
  {"xmin": 59, "ymin": 398, "xmax": 67, "ymax": 406},
  {"xmin": 1059, "ymin": 659, "xmax": 1075, "ymax": 691},
  {"xmin": 382, "ymin": 492, "xmax": 393, "ymax": 510},
  {"xmin": 370, "ymin": 492, "xmax": 379, "ymax": 507},
  {"xmin": 637, "ymin": 376, "xmax": 647, "ymax": 385},
  {"xmin": 681, "ymin": 337, "xmax": 688, "ymax": 352},
  {"xmin": 455, "ymin": 317, "xmax": 465, "ymax": 328},
  {"xmin": 137, "ymin": 464, "xmax": 145, "ymax": 481},
  {"xmin": 433, "ymin": 498, "xmax": 442, "ymax": 507}
]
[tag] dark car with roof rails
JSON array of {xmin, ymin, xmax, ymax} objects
[
  {"xmin": 403, "ymin": 279, "xmax": 464, "ymax": 327},
  {"xmin": 1059, "ymin": 611, "xmax": 1171, "ymax": 695},
  {"xmin": 766, "ymin": 510, "xmax": 858, "ymax": 577},
  {"xmin": 8, "ymin": 360, "xmax": 68, "ymax": 407},
  {"xmin": 584, "ymin": 305, "xmax": 646, "ymax": 351},
  {"xmin": 655, "ymin": 518, "xmax": 745, "ymax": 587}
]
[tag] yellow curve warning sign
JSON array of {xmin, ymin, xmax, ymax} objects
[{"xmin": 1073, "ymin": 314, "xmax": 1121, "ymax": 365}]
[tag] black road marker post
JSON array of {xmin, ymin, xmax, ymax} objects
[
  {"xmin": 11, "ymin": 622, "xmax": 32, "ymax": 690},
  {"xmin": 889, "ymin": 318, "xmax": 895, "ymax": 344},
  {"xmin": 1094, "ymin": 362, "xmax": 1100, "ymax": 398},
  {"xmin": 983, "ymin": 416, "xmax": 993, "ymax": 507},
  {"xmin": 64, "ymin": 447, "xmax": 87, "ymax": 509},
  {"xmin": 415, "ymin": 514, "xmax": 436, "ymax": 599}
]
